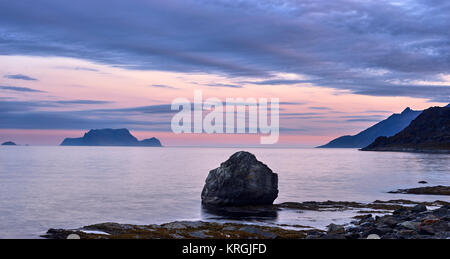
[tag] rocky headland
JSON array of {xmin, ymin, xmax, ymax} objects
[
  {"xmin": 318, "ymin": 107, "xmax": 421, "ymax": 148},
  {"xmin": 362, "ymin": 105, "xmax": 450, "ymax": 153}
]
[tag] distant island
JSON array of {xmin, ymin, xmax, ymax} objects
[
  {"xmin": 362, "ymin": 106, "xmax": 450, "ymax": 153},
  {"xmin": 60, "ymin": 129, "xmax": 162, "ymax": 147},
  {"xmin": 317, "ymin": 108, "xmax": 422, "ymax": 148},
  {"xmin": 1, "ymin": 141, "xmax": 17, "ymax": 146}
]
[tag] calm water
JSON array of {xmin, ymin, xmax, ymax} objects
[{"xmin": 0, "ymin": 146, "xmax": 449, "ymax": 238}]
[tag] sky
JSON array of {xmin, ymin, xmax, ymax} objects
[{"xmin": 0, "ymin": 0, "xmax": 449, "ymax": 146}]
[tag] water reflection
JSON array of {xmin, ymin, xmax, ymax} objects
[{"xmin": 201, "ymin": 204, "xmax": 278, "ymax": 220}]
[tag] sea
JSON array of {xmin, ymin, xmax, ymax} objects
[{"xmin": 0, "ymin": 146, "xmax": 448, "ymax": 238}]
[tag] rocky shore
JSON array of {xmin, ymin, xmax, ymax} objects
[
  {"xmin": 389, "ymin": 185, "xmax": 450, "ymax": 196},
  {"xmin": 43, "ymin": 199, "xmax": 449, "ymax": 239}
]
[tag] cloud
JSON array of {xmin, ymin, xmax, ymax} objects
[
  {"xmin": 54, "ymin": 100, "xmax": 112, "ymax": 105},
  {"xmin": 4, "ymin": 74, "xmax": 38, "ymax": 81},
  {"xmin": 0, "ymin": 85, "xmax": 45, "ymax": 93},
  {"xmin": 151, "ymin": 84, "xmax": 178, "ymax": 89},
  {"xmin": 309, "ymin": 106, "xmax": 332, "ymax": 110},
  {"xmin": 243, "ymin": 79, "xmax": 313, "ymax": 85},
  {"xmin": 0, "ymin": 100, "xmax": 171, "ymax": 130},
  {"xmin": 0, "ymin": 0, "xmax": 449, "ymax": 101},
  {"xmin": 53, "ymin": 66, "xmax": 100, "ymax": 72},
  {"xmin": 205, "ymin": 83, "xmax": 243, "ymax": 88}
]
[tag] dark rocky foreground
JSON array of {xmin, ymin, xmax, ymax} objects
[
  {"xmin": 389, "ymin": 186, "xmax": 450, "ymax": 196},
  {"xmin": 43, "ymin": 199, "xmax": 449, "ymax": 239}
]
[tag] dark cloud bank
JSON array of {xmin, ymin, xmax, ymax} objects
[{"xmin": 0, "ymin": 0, "xmax": 449, "ymax": 102}]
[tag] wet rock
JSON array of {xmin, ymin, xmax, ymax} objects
[
  {"xmin": 321, "ymin": 233, "xmax": 346, "ymax": 239},
  {"xmin": 344, "ymin": 232, "xmax": 361, "ymax": 239},
  {"xmin": 400, "ymin": 221, "xmax": 419, "ymax": 231},
  {"xmin": 189, "ymin": 230, "xmax": 209, "ymax": 238},
  {"xmin": 397, "ymin": 229, "xmax": 417, "ymax": 239},
  {"xmin": 411, "ymin": 204, "xmax": 427, "ymax": 213},
  {"xmin": 239, "ymin": 226, "xmax": 278, "ymax": 239},
  {"xmin": 388, "ymin": 185, "xmax": 450, "ymax": 196},
  {"xmin": 201, "ymin": 151, "xmax": 278, "ymax": 206},
  {"xmin": 393, "ymin": 207, "xmax": 409, "ymax": 215},
  {"xmin": 327, "ymin": 223, "xmax": 345, "ymax": 234},
  {"xmin": 418, "ymin": 225, "xmax": 435, "ymax": 235},
  {"xmin": 162, "ymin": 222, "xmax": 188, "ymax": 229},
  {"xmin": 432, "ymin": 207, "xmax": 448, "ymax": 218},
  {"xmin": 362, "ymin": 228, "xmax": 384, "ymax": 238},
  {"xmin": 356, "ymin": 214, "xmax": 374, "ymax": 225},
  {"xmin": 377, "ymin": 216, "xmax": 398, "ymax": 227}
]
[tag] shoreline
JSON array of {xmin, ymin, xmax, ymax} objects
[{"xmin": 42, "ymin": 199, "xmax": 449, "ymax": 239}]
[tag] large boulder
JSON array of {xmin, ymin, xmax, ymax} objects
[{"xmin": 201, "ymin": 151, "xmax": 278, "ymax": 206}]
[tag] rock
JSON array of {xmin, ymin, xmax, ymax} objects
[
  {"xmin": 400, "ymin": 221, "xmax": 419, "ymax": 231},
  {"xmin": 345, "ymin": 233, "xmax": 361, "ymax": 239},
  {"xmin": 393, "ymin": 207, "xmax": 409, "ymax": 215},
  {"xmin": 418, "ymin": 225, "xmax": 435, "ymax": 235},
  {"xmin": 418, "ymin": 181, "xmax": 428, "ymax": 184},
  {"xmin": 388, "ymin": 185, "xmax": 450, "ymax": 196},
  {"xmin": 411, "ymin": 204, "xmax": 427, "ymax": 213},
  {"xmin": 201, "ymin": 151, "xmax": 278, "ymax": 206},
  {"xmin": 432, "ymin": 207, "xmax": 448, "ymax": 218},
  {"xmin": 189, "ymin": 230, "xmax": 209, "ymax": 238},
  {"xmin": 162, "ymin": 222, "xmax": 188, "ymax": 229},
  {"xmin": 321, "ymin": 233, "xmax": 346, "ymax": 239},
  {"xmin": 238, "ymin": 226, "xmax": 277, "ymax": 239},
  {"xmin": 377, "ymin": 216, "xmax": 398, "ymax": 227},
  {"xmin": 366, "ymin": 234, "xmax": 381, "ymax": 239},
  {"xmin": 356, "ymin": 214, "xmax": 374, "ymax": 225},
  {"xmin": 397, "ymin": 229, "xmax": 417, "ymax": 238},
  {"xmin": 362, "ymin": 228, "xmax": 384, "ymax": 237},
  {"xmin": 1, "ymin": 141, "xmax": 16, "ymax": 146},
  {"xmin": 327, "ymin": 223, "xmax": 345, "ymax": 234}
]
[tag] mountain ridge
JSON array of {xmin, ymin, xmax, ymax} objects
[
  {"xmin": 317, "ymin": 107, "xmax": 422, "ymax": 148},
  {"xmin": 361, "ymin": 106, "xmax": 450, "ymax": 152}
]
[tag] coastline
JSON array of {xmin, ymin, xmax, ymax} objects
[
  {"xmin": 43, "ymin": 199, "xmax": 449, "ymax": 239},
  {"xmin": 360, "ymin": 148, "xmax": 450, "ymax": 154}
]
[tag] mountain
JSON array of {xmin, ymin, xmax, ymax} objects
[
  {"xmin": 60, "ymin": 129, "xmax": 162, "ymax": 147},
  {"xmin": 317, "ymin": 107, "xmax": 422, "ymax": 148},
  {"xmin": 362, "ymin": 106, "xmax": 450, "ymax": 152},
  {"xmin": 1, "ymin": 141, "xmax": 17, "ymax": 146}
]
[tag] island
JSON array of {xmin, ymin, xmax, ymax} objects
[
  {"xmin": 1, "ymin": 141, "xmax": 17, "ymax": 146},
  {"xmin": 362, "ymin": 105, "xmax": 450, "ymax": 153},
  {"xmin": 60, "ymin": 128, "xmax": 162, "ymax": 147},
  {"xmin": 317, "ymin": 107, "xmax": 422, "ymax": 148}
]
